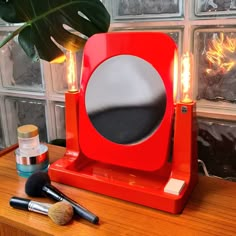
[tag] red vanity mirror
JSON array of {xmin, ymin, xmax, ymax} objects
[{"xmin": 49, "ymin": 32, "xmax": 198, "ymax": 214}]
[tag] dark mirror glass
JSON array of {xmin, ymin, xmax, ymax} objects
[{"xmin": 85, "ymin": 55, "xmax": 166, "ymax": 144}]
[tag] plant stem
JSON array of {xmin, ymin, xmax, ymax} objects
[{"xmin": 0, "ymin": 23, "xmax": 29, "ymax": 47}]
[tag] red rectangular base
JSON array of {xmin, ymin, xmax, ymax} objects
[{"xmin": 49, "ymin": 153, "xmax": 198, "ymax": 214}]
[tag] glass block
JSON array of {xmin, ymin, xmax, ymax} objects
[
  {"xmin": 113, "ymin": 28, "xmax": 182, "ymax": 50},
  {"xmin": 54, "ymin": 102, "xmax": 65, "ymax": 139},
  {"xmin": 166, "ymin": 30, "xmax": 181, "ymax": 47},
  {"xmin": 4, "ymin": 96, "xmax": 47, "ymax": 145},
  {"xmin": 104, "ymin": 0, "xmax": 183, "ymax": 21},
  {"xmin": 198, "ymin": 117, "xmax": 236, "ymax": 180},
  {"xmin": 0, "ymin": 113, "xmax": 4, "ymax": 150},
  {"xmin": 50, "ymin": 50, "xmax": 83, "ymax": 93},
  {"xmin": 195, "ymin": 0, "xmax": 236, "ymax": 17},
  {"xmin": 0, "ymin": 32, "xmax": 44, "ymax": 92},
  {"xmin": 50, "ymin": 61, "xmax": 67, "ymax": 93},
  {"xmin": 194, "ymin": 28, "xmax": 236, "ymax": 102}
]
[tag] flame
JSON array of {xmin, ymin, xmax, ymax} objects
[
  {"xmin": 67, "ymin": 51, "xmax": 78, "ymax": 92},
  {"xmin": 206, "ymin": 33, "xmax": 236, "ymax": 75},
  {"xmin": 181, "ymin": 52, "xmax": 192, "ymax": 103}
]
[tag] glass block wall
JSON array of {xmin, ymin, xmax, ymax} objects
[
  {"xmin": 0, "ymin": 0, "xmax": 236, "ymax": 180},
  {"xmin": 0, "ymin": 29, "xmax": 68, "ymax": 149}
]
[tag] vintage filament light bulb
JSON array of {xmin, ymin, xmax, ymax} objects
[
  {"xmin": 173, "ymin": 50, "xmax": 179, "ymax": 103},
  {"xmin": 66, "ymin": 51, "xmax": 78, "ymax": 92},
  {"xmin": 180, "ymin": 52, "xmax": 193, "ymax": 103}
]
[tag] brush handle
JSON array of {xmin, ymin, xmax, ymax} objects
[
  {"xmin": 42, "ymin": 184, "xmax": 99, "ymax": 224},
  {"xmin": 10, "ymin": 196, "xmax": 30, "ymax": 210},
  {"xmin": 10, "ymin": 196, "xmax": 51, "ymax": 215}
]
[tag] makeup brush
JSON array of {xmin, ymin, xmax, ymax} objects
[
  {"xmin": 10, "ymin": 196, "xmax": 74, "ymax": 225},
  {"xmin": 25, "ymin": 171, "xmax": 99, "ymax": 224}
]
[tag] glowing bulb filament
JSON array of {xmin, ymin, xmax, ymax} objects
[
  {"xmin": 67, "ymin": 51, "xmax": 78, "ymax": 92},
  {"xmin": 173, "ymin": 50, "xmax": 179, "ymax": 103},
  {"xmin": 181, "ymin": 52, "xmax": 193, "ymax": 103}
]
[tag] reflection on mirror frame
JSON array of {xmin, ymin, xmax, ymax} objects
[{"xmin": 85, "ymin": 55, "xmax": 167, "ymax": 145}]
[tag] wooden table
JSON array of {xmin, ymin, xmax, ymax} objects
[{"xmin": 0, "ymin": 144, "xmax": 235, "ymax": 236}]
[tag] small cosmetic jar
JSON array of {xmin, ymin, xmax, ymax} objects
[
  {"xmin": 15, "ymin": 144, "xmax": 49, "ymax": 178},
  {"xmin": 17, "ymin": 124, "xmax": 40, "ymax": 157},
  {"xmin": 15, "ymin": 124, "xmax": 49, "ymax": 177}
]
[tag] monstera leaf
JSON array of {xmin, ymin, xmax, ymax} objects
[{"xmin": 0, "ymin": 0, "xmax": 110, "ymax": 62}]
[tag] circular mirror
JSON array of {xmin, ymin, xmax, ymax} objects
[{"xmin": 85, "ymin": 55, "xmax": 166, "ymax": 144}]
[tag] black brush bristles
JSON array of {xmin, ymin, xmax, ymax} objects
[{"xmin": 25, "ymin": 171, "xmax": 51, "ymax": 197}]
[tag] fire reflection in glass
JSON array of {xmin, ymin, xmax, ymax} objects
[{"xmin": 194, "ymin": 29, "xmax": 236, "ymax": 102}]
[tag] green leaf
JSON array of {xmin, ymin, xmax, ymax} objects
[{"xmin": 0, "ymin": 0, "xmax": 110, "ymax": 62}]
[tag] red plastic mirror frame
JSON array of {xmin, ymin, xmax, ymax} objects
[{"xmin": 79, "ymin": 32, "xmax": 176, "ymax": 171}]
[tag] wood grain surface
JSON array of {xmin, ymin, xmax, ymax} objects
[{"xmin": 0, "ymin": 144, "xmax": 235, "ymax": 236}]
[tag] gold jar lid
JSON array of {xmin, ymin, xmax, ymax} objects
[{"xmin": 17, "ymin": 125, "xmax": 39, "ymax": 138}]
